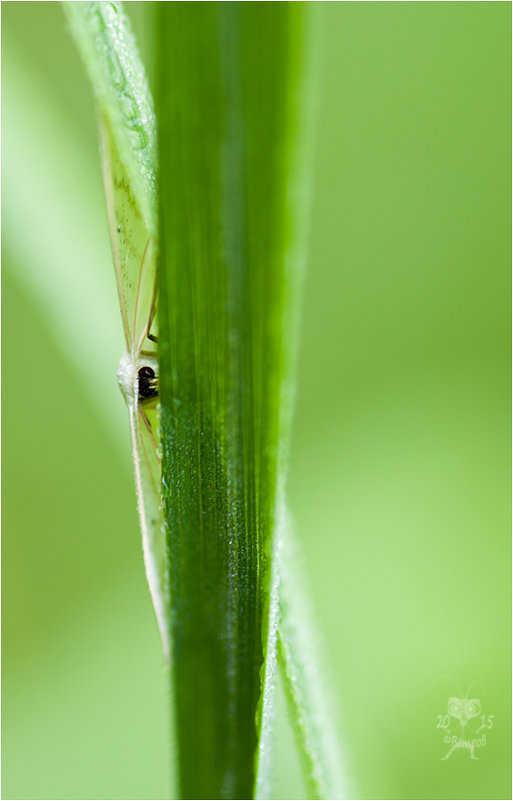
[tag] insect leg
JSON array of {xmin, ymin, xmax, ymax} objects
[
  {"xmin": 133, "ymin": 238, "xmax": 152, "ymax": 354},
  {"xmin": 139, "ymin": 405, "xmax": 161, "ymax": 463},
  {"xmin": 137, "ymin": 264, "xmax": 159, "ymax": 352}
]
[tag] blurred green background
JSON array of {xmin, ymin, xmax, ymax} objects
[{"xmin": 2, "ymin": 2, "xmax": 510, "ymax": 799}]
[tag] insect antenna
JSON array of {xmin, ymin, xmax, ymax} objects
[
  {"xmin": 132, "ymin": 237, "xmax": 152, "ymax": 356},
  {"xmin": 137, "ymin": 257, "xmax": 158, "ymax": 353}
]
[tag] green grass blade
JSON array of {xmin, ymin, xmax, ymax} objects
[
  {"xmin": 65, "ymin": 2, "xmax": 344, "ymax": 797},
  {"xmin": 157, "ymin": 4, "xmax": 308, "ymax": 797},
  {"xmin": 63, "ymin": 1, "xmax": 157, "ymax": 236},
  {"xmin": 278, "ymin": 514, "xmax": 348, "ymax": 800},
  {"xmin": 63, "ymin": 1, "xmax": 158, "ymax": 354}
]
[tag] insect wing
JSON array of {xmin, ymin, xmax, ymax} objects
[
  {"xmin": 100, "ymin": 113, "xmax": 157, "ymax": 353},
  {"xmin": 128, "ymin": 400, "xmax": 168, "ymax": 658},
  {"xmin": 99, "ymin": 114, "xmax": 165, "ymax": 655}
]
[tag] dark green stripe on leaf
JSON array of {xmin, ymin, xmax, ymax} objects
[{"xmin": 157, "ymin": 4, "xmax": 306, "ymax": 798}]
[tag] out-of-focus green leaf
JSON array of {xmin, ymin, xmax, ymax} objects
[
  {"xmin": 278, "ymin": 511, "xmax": 348, "ymax": 800},
  {"xmin": 2, "ymin": 39, "xmax": 123, "ymax": 435}
]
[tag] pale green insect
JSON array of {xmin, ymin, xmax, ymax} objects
[{"xmin": 99, "ymin": 116, "xmax": 169, "ymax": 660}]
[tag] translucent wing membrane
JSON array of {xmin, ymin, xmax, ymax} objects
[
  {"xmin": 101, "ymin": 113, "xmax": 168, "ymax": 658},
  {"xmin": 100, "ymin": 114, "xmax": 158, "ymax": 355},
  {"xmin": 129, "ymin": 400, "xmax": 168, "ymax": 658}
]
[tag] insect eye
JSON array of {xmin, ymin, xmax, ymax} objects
[{"xmin": 137, "ymin": 365, "xmax": 159, "ymax": 401}]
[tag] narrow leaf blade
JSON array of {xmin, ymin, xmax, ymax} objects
[
  {"xmin": 157, "ymin": 4, "xmax": 308, "ymax": 797},
  {"xmin": 278, "ymin": 515, "xmax": 348, "ymax": 800}
]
